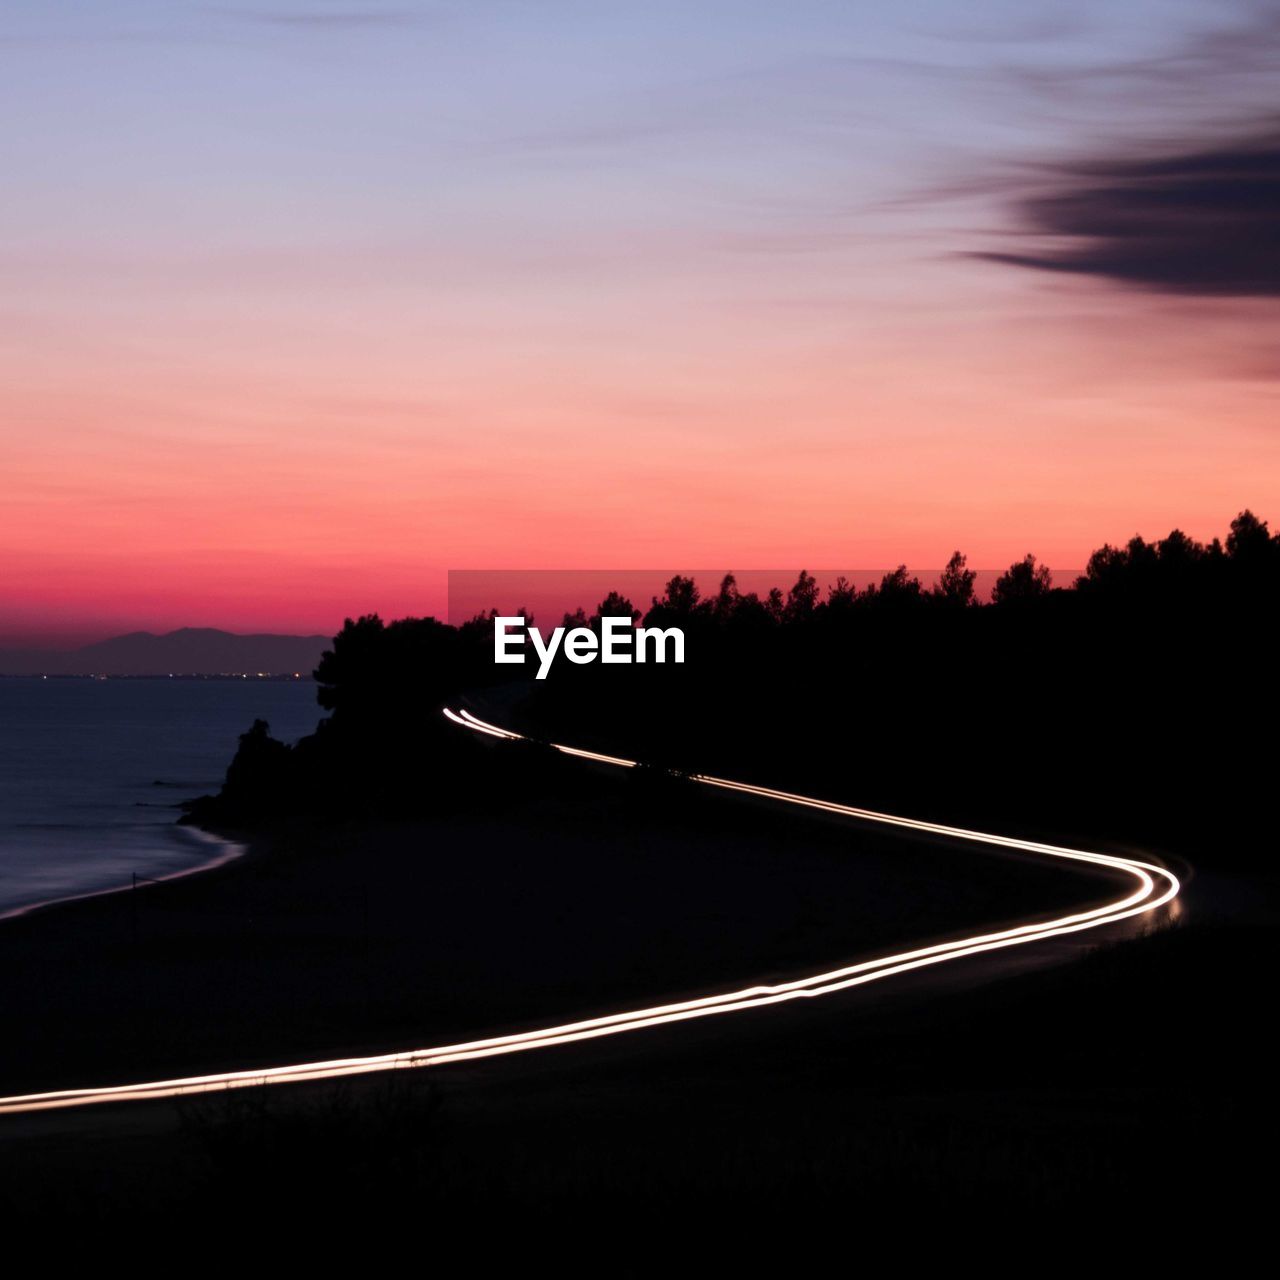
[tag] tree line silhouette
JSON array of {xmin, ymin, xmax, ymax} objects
[{"xmin": 188, "ymin": 511, "xmax": 1278, "ymax": 867}]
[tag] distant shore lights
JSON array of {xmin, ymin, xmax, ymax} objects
[{"xmin": 493, "ymin": 616, "xmax": 684, "ymax": 679}]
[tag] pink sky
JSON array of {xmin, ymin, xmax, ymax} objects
[{"xmin": 3, "ymin": 4, "xmax": 1277, "ymax": 645}]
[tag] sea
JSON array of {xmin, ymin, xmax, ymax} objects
[{"xmin": 0, "ymin": 677, "xmax": 323, "ymax": 918}]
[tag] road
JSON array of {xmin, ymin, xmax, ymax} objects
[{"xmin": 0, "ymin": 707, "xmax": 1180, "ymax": 1115}]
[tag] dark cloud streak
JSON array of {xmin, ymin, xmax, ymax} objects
[
  {"xmin": 970, "ymin": 4, "xmax": 1280, "ymax": 297},
  {"xmin": 979, "ymin": 128, "xmax": 1280, "ymax": 296}
]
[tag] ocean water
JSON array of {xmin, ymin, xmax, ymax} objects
[{"xmin": 0, "ymin": 678, "xmax": 323, "ymax": 918}]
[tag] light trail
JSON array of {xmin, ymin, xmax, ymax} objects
[{"xmin": 0, "ymin": 708, "xmax": 1179, "ymax": 1115}]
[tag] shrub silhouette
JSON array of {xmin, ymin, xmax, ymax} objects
[
  {"xmin": 198, "ymin": 509, "xmax": 1277, "ymax": 864},
  {"xmin": 932, "ymin": 551, "xmax": 976, "ymax": 607},
  {"xmin": 992, "ymin": 554, "xmax": 1052, "ymax": 604}
]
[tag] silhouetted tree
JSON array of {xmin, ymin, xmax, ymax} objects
[
  {"xmin": 1227, "ymin": 509, "xmax": 1274, "ymax": 563},
  {"xmin": 725, "ymin": 589, "xmax": 776, "ymax": 633},
  {"xmin": 993, "ymin": 554, "xmax": 1052, "ymax": 604},
  {"xmin": 204, "ymin": 509, "xmax": 1279, "ymax": 850},
  {"xmin": 1157, "ymin": 528, "xmax": 1203, "ymax": 569},
  {"xmin": 785, "ymin": 570, "xmax": 820, "ymax": 622},
  {"xmin": 866, "ymin": 565, "xmax": 924, "ymax": 608},
  {"xmin": 457, "ymin": 608, "xmax": 533, "ymax": 679},
  {"xmin": 648, "ymin": 574, "xmax": 701, "ymax": 621},
  {"xmin": 221, "ymin": 719, "xmax": 293, "ymax": 816},
  {"xmin": 593, "ymin": 591, "xmax": 639, "ymax": 626},
  {"xmin": 314, "ymin": 613, "xmax": 466, "ymax": 735},
  {"xmin": 712, "ymin": 574, "xmax": 740, "ymax": 622},
  {"xmin": 826, "ymin": 575, "xmax": 857, "ymax": 615},
  {"xmin": 314, "ymin": 614, "xmax": 387, "ymax": 713},
  {"xmin": 932, "ymin": 552, "xmax": 976, "ymax": 607}
]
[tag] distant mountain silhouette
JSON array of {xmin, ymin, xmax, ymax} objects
[{"xmin": 0, "ymin": 628, "xmax": 329, "ymax": 676}]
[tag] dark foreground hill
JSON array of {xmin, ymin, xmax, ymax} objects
[{"xmin": 192, "ymin": 510, "xmax": 1280, "ymax": 872}]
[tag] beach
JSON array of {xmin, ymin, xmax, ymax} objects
[
  {"xmin": 1, "ymin": 743, "xmax": 1272, "ymax": 1245},
  {"xmin": 0, "ymin": 769, "xmax": 1269, "ymax": 1244},
  {"xmin": 0, "ymin": 676, "xmax": 319, "ymax": 918},
  {"xmin": 0, "ymin": 759, "xmax": 1120, "ymax": 1099}
]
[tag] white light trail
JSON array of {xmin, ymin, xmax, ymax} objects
[{"xmin": 0, "ymin": 708, "xmax": 1179, "ymax": 1115}]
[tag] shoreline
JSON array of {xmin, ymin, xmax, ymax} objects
[
  {"xmin": 0, "ymin": 765, "xmax": 1157, "ymax": 1103},
  {"xmin": 0, "ymin": 819, "xmax": 252, "ymax": 926}
]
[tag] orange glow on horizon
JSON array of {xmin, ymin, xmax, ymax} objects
[
  {"xmin": 5, "ymin": 6, "xmax": 1279, "ymax": 646},
  {"xmin": 5, "ymin": 297, "xmax": 1276, "ymax": 645}
]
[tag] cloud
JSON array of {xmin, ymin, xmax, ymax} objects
[
  {"xmin": 1007, "ymin": 3, "xmax": 1280, "ymax": 114},
  {"xmin": 977, "ymin": 127, "xmax": 1280, "ymax": 296},
  {"xmin": 961, "ymin": 5, "xmax": 1280, "ymax": 298}
]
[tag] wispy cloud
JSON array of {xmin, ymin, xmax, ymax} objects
[
  {"xmin": 1006, "ymin": 2, "xmax": 1280, "ymax": 117},
  {"xmin": 977, "ymin": 126, "xmax": 1280, "ymax": 296},
  {"xmin": 960, "ymin": 5, "xmax": 1280, "ymax": 297}
]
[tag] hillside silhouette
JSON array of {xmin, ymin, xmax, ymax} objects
[
  {"xmin": 191, "ymin": 511, "xmax": 1279, "ymax": 866},
  {"xmin": 0, "ymin": 628, "xmax": 329, "ymax": 677}
]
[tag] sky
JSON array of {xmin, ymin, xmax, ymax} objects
[{"xmin": 3, "ymin": 1, "xmax": 1278, "ymax": 643}]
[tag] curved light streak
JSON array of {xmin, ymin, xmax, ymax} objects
[{"xmin": 0, "ymin": 708, "xmax": 1179, "ymax": 1115}]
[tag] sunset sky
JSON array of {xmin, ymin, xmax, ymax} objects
[{"xmin": 4, "ymin": 1, "xmax": 1278, "ymax": 644}]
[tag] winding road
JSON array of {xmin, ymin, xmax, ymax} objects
[{"xmin": 0, "ymin": 708, "xmax": 1180, "ymax": 1115}]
